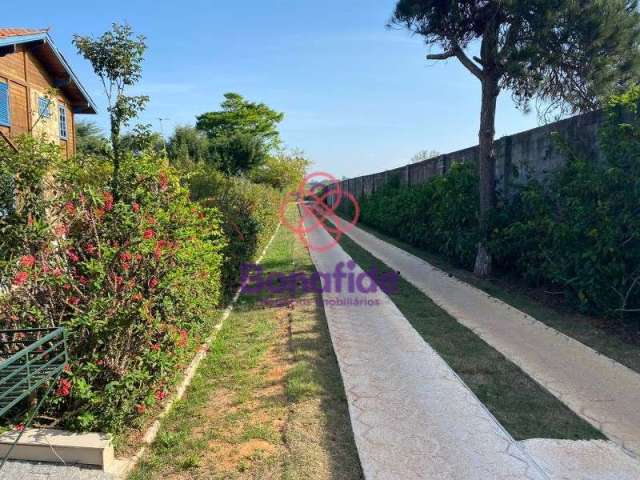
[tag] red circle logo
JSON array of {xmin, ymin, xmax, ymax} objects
[{"xmin": 279, "ymin": 172, "xmax": 360, "ymax": 252}]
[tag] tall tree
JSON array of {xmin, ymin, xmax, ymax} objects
[
  {"xmin": 196, "ymin": 93, "xmax": 284, "ymax": 174},
  {"xmin": 196, "ymin": 93, "xmax": 284, "ymax": 149},
  {"xmin": 391, "ymin": 0, "xmax": 640, "ymax": 276},
  {"xmin": 74, "ymin": 23, "xmax": 148, "ymax": 198}
]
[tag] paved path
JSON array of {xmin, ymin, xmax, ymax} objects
[
  {"xmin": 0, "ymin": 461, "xmax": 111, "ymax": 480},
  {"xmin": 335, "ymin": 218, "xmax": 640, "ymax": 457},
  {"xmin": 304, "ymin": 209, "xmax": 549, "ymax": 479}
]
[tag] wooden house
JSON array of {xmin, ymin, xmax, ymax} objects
[{"xmin": 0, "ymin": 28, "xmax": 96, "ymax": 157}]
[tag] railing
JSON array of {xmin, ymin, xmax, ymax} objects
[{"xmin": 0, "ymin": 327, "xmax": 68, "ymax": 468}]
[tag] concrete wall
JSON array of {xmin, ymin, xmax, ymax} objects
[{"xmin": 334, "ymin": 110, "xmax": 604, "ymax": 202}]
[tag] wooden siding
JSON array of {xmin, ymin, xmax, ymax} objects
[{"xmin": 0, "ymin": 45, "xmax": 77, "ymax": 157}]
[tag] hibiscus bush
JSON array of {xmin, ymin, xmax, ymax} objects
[{"xmin": 0, "ymin": 137, "xmax": 225, "ymax": 432}]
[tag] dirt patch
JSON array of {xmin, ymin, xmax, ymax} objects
[
  {"xmin": 205, "ymin": 438, "xmax": 278, "ymax": 473},
  {"xmin": 188, "ymin": 303, "xmax": 294, "ymax": 477}
]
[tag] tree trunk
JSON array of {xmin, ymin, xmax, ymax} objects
[
  {"xmin": 474, "ymin": 77, "xmax": 499, "ymax": 277},
  {"xmin": 110, "ymin": 113, "xmax": 121, "ymax": 200}
]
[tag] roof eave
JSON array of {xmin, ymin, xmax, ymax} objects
[{"xmin": 0, "ymin": 32, "xmax": 97, "ymax": 114}]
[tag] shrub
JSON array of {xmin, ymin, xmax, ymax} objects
[
  {"xmin": 494, "ymin": 87, "xmax": 640, "ymax": 318},
  {"xmin": 188, "ymin": 167, "xmax": 280, "ymax": 293},
  {"xmin": 0, "ymin": 138, "xmax": 226, "ymax": 432},
  {"xmin": 354, "ymin": 162, "xmax": 479, "ymax": 269},
  {"xmin": 349, "ymin": 88, "xmax": 640, "ymax": 323}
]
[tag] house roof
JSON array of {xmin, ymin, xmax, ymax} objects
[
  {"xmin": 0, "ymin": 28, "xmax": 49, "ymax": 38},
  {"xmin": 0, "ymin": 28, "xmax": 97, "ymax": 114}
]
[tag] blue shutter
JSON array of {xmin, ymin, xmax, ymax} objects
[
  {"xmin": 58, "ymin": 104, "xmax": 67, "ymax": 139},
  {"xmin": 0, "ymin": 83, "xmax": 9, "ymax": 126}
]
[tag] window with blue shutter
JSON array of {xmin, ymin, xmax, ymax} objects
[
  {"xmin": 38, "ymin": 96, "xmax": 51, "ymax": 119},
  {"xmin": 59, "ymin": 104, "xmax": 68, "ymax": 139},
  {"xmin": 0, "ymin": 82, "xmax": 9, "ymax": 127}
]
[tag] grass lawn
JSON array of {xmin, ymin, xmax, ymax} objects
[
  {"xmin": 129, "ymin": 206, "xmax": 362, "ymax": 480},
  {"xmin": 336, "ymin": 232, "xmax": 604, "ymax": 441},
  {"xmin": 349, "ymin": 220, "xmax": 640, "ymax": 376}
]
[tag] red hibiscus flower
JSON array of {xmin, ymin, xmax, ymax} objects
[
  {"xmin": 132, "ymin": 202, "xmax": 141, "ymax": 213},
  {"xmin": 20, "ymin": 255, "xmax": 36, "ymax": 268},
  {"xmin": 14, "ymin": 424, "xmax": 25, "ymax": 432},
  {"xmin": 67, "ymin": 297, "xmax": 80, "ymax": 306},
  {"xmin": 56, "ymin": 378, "xmax": 72, "ymax": 397},
  {"xmin": 143, "ymin": 229, "xmax": 155, "ymax": 240},
  {"xmin": 148, "ymin": 277, "xmax": 159, "ymax": 289},
  {"xmin": 155, "ymin": 390, "xmax": 167, "ymax": 402},
  {"xmin": 67, "ymin": 249, "xmax": 80, "ymax": 263},
  {"xmin": 85, "ymin": 243, "xmax": 97, "ymax": 256},
  {"xmin": 12, "ymin": 271, "xmax": 28, "ymax": 286}
]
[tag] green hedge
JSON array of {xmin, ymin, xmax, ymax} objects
[
  {"xmin": 188, "ymin": 168, "xmax": 280, "ymax": 294},
  {"xmin": 346, "ymin": 88, "xmax": 640, "ymax": 323},
  {"xmin": 345, "ymin": 162, "xmax": 479, "ymax": 270}
]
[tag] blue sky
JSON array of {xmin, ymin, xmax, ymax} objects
[{"xmin": 10, "ymin": 0, "xmax": 542, "ymax": 178}]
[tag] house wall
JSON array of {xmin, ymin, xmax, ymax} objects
[{"xmin": 0, "ymin": 44, "xmax": 75, "ymax": 157}]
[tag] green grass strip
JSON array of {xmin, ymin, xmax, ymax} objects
[
  {"xmin": 337, "ymin": 233, "xmax": 604, "ymax": 441},
  {"xmin": 351, "ymin": 221, "xmax": 640, "ymax": 376}
]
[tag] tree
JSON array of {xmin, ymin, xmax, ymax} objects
[
  {"xmin": 250, "ymin": 150, "xmax": 310, "ymax": 191},
  {"xmin": 75, "ymin": 121, "xmax": 109, "ymax": 157},
  {"xmin": 411, "ymin": 149, "xmax": 440, "ymax": 163},
  {"xmin": 209, "ymin": 133, "xmax": 267, "ymax": 175},
  {"xmin": 196, "ymin": 93, "xmax": 284, "ymax": 148},
  {"xmin": 167, "ymin": 125, "xmax": 210, "ymax": 167},
  {"xmin": 195, "ymin": 93, "xmax": 284, "ymax": 174},
  {"xmin": 391, "ymin": 0, "xmax": 640, "ymax": 276},
  {"xmin": 74, "ymin": 23, "xmax": 149, "ymax": 198}
]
